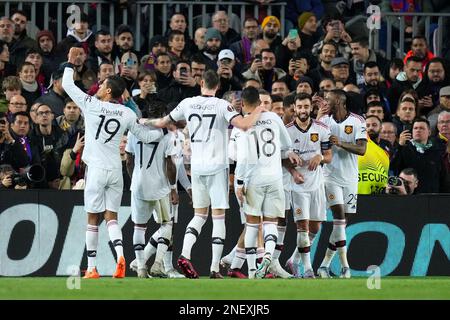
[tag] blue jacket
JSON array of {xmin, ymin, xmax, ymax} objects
[{"xmin": 286, "ymin": 0, "xmax": 324, "ymax": 24}]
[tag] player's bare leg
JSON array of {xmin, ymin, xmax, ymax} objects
[
  {"xmin": 104, "ymin": 210, "xmax": 126, "ymax": 278},
  {"xmin": 84, "ymin": 213, "xmax": 101, "ymax": 279},
  {"xmin": 178, "ymin": 207, "xmax": 209, "ymax": 279}
]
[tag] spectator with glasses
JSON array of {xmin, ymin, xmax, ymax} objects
[
  {"xmin": 29, "ymin": 103, "xmax": 68, "ymax": 189},
  {"xmin": 6, "ymin": 94, "xmax": 26, "ymax": 122}
]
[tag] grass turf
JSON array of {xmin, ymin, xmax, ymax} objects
[{"xmin": 0, "ymin": 277, "xmax": 449, "ymax": 300}]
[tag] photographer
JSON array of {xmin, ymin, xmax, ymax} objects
[
  {"xmin": 385, "ymin": 168, "xmax": 419, "ymax": 195},
  {"xmin": 0, "ymin": 112, "xmax": 29, "ymax": 170},
  {"xmin": 0, "ymin": 164, "xmax": 27, "ymax": 189}
]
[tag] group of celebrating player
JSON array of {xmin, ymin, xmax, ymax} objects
[{"xmin": 63, "ymin": 47, "xmax": 366, "ymax": 280}]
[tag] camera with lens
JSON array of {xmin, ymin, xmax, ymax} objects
[
  {"xmin": 387, "ymin": 176, "xmax": 410, "ymax": 195},
  {"xmin": 11, "ymin": 164, "xmax": 45, "ymax": 187}
]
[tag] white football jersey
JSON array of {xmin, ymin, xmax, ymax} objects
[
  {"xmin": 320, "ymin": 113, "xmax": 367, "ymax": 185},
  {"xmin": 62, "ymin": 67, "xmax": 162, "ymax": 170},
  {"xmin": 286, "ymin": 119, "xmax": 331, "ymax": 192},
  {"xmin": 169, "ymin": 95, "xmax": 239, "ymax": 175},
  {"xmin": 126, "ymin": 130, "xmax": 177, "ymax": 200},
  {"xmin": 230, "ymin": 112, "xmax": 292, "ymax": 187}
]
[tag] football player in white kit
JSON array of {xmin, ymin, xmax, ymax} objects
[
  {"xmin": 284, "ymin": 93, "xmax": 332, "ymax": 278},
  {"xmin": 128, "ymin": 120, "xmax": 189, "ymax": 279},
  {"xmin": 62, "ymin": 48, "xmax": 162, "ymax": 279},
  {"xmin": 316, "ymin": 90, "xmax": 367, "ymax": 279},
  {"xmin": 141, "ymin": 70, "xmax": 266, "ymax": 278},
  {"xmin": 232, "ymin": 87, "xmax": 300, "ymax": 279},
  {"xmin": 125, "ymin": 104, "xmax": 179, "ymax": 278}
]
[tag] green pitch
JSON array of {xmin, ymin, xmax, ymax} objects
[{"xmin": 0, "ymin": 277, "xmax": 449, "ymax": 300}]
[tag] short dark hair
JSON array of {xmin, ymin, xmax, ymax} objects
[
  {"xmin": 330, "ymin": 89, "xmax": 347, "ymax": 104},
  {"xmin": 11, "ymin": 111, "xmax": 30, "ymax": 123},
  {"xmin": 412, "ymin": 35, "xmax": 427, "ymax": 44},
  {"xmin": 390, "ymin": 58, "xmax": 404, "ymax": 70},
  {"xmin": 271, "ymin": 94, "xmax": 283, "ymax": 103},
  {"xmin": 260, "ymin": 48, "xmax": 275, "ymax": 56},
  {"xmin": 258, "ymin": 88, "xmax": 270, "ymax": 96},
  {"xmin": 105, "ymin": 75, "xmax": 126, "ymax": 99},
  {"xmin": 400, "ymin": 167, "xmax": 418, "ymax": 179},
  {"xmin": 283, "ymin": 93, "xmax": 296, "ymax": 108},
  {"xmin": 115, "ymin": 24, "xmax": 133, "ymax": 37},
  {"xmin": 0, "ymin": 111, "xmax": 6, "ymax": 118},
  {"xmin": 95, "ymin": 29, "xmax": 111, "ymax": 41},
  {"xmin": 64, "ymin": 97, "xmax": 74, "ymax": 105},
  {"xmin": 243, "ymin": 17, "xmax": 258, "ymax": 26},
  {"xmin": 11, "ymin": 9, "xmax": 28, "ymax": 20},
  {"xmin": 295, "ymin": 93, "xmax": 312, "ymax": 104},
  {"xmin": 202, "ymin": 69, "xmax": 220, "ymax": 89},
  {"xmin": 25, "ymin": 48, "xmax": 41, "ymax": 58},
  {"xmin": 321, "ymin": 41, "xmax": 338, "ymax": 52},
  {"xmin": 406, "ymin": 56, "xmax": 423, "ymax": 65},
  {"xmin": 412, "ymin": 117, "xmax": 430, "ymax": 129},
  {"xmin": 242, "ymin": 86, "xmax": 260, "ymax": 107},
  {"xmin": 364, "ymin": 61, "xmax": 380, "ymax": 73},
  {"xmin": 365, "ymin": 115, "xmax": 382, "ymax": 125},
  {"xmin": 168, "ymin": 30, "xmax": 184, "ymax": 43},
  {"xmin": 351, "ymin": 36, "xmax": 369, "ymax": 48},
  {"xmin": 366, "ymin": 100, "xmax": 384, "ymax": 110}
]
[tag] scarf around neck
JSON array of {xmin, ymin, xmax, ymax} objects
[{"xmin": 410, "ymin": 139, "xmax": 432, "ymax": 153}]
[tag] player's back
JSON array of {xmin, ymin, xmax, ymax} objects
[
  {"xmin": 235, "ymin": 112, "xmax": 291, "ymax": 187},
  {"xmin": 321, "ymin": 113, "xmax": 366, "ymax": 185},
  {"xmin": 170, "ymin": 96, "xmax": 238, "ymax": 175},
  {"xmin": 83, "ymin": 101, "xmax": 137, "ymax": 170},
  {"xmin": 127, "ymin": 130, "xmax": 175, "ymax": 200}
]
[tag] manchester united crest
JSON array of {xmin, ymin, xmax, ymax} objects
[
  {"xmin": 310, "ymin": 133, "xmax": 319, "ymax": 142},
  {"xmin": 344, "ymin": 125, "xmax": 353, "ymax": 134}
]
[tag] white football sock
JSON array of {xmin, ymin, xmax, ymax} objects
[
  {"xmin": 181, "ymin": 213, "xmax": 207, "ymax": 259},
  {"xmin": 133, "ymin": 226, "xmax": 146, "ymax": 269},
  {"xmin": 86, "ymin": 224, "xmax": 98, "ymax": 271},
  {"xmin": 106, "ymin": 220, "xmax": 123, "ymax": 258},
  {"xmin": 211, "ymin": 214, "xmax": 226, "ymax": 273}
]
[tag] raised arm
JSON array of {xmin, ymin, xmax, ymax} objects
[{"xmin": 62, "ymin": 47, "xmax": 92, "ymax": 112}]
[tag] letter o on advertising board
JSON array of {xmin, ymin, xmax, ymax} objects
[{"xmin": 0, "ymin": 204, "xmax": 58, "ymax": 276}]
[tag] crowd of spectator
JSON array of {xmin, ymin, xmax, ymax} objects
[{"xmin": 0, "ymin": 1, "xmax": 449, "ymax": 193}]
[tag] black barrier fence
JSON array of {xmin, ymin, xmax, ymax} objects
[{"xmin": 0, "ymin": 191, "xmax": 448, "ymax": 277}]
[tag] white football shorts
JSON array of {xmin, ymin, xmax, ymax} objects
[
  {"xmin": 84, "ymin": 166, "xmax": 123, "ymax": 213},
  {"xmin": 291, "ymin": 183, "xmax": 327, "ymax": 222},
  {"xmin": 191, "ymin": 169, "xmax": 229, "ymax": 209},
  {"xmin": 324, "ymin": 182, "xmax": 358, "ymax": 214},
  {"xmin": 131, "ymin": 193, "xmax": 172, "ymax": 224},
  {"xmin": 243, "ymin": 180, "xmax": 285, "ymax": 219}
]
